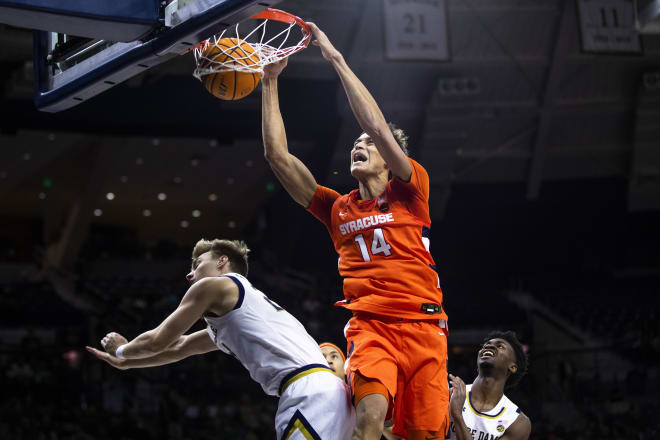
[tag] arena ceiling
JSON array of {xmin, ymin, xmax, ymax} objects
[{"xmin": 0, "ymin": 0, "xmax": 659, "ymax": 258}]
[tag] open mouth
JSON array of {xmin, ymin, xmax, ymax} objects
[
  {"xmin": 481, "ymin": 349, "xmax": 495, "ymax": 358},
  {"xmin": 353, "ymin": 151, "xmax": 367, "ymax": 164}
]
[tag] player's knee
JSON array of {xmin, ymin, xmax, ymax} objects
[{"xmin": 355, "ymin": 394, "xmax": 388, "ymax": 430}]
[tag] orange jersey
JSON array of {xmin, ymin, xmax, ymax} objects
[{"xmin": 307, "ymin": 158, "xmax": 448, "ymax": 321}]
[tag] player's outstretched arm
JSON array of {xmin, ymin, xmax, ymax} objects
[
  {"xmin": 98, "ymin": 277, "xmax": 234, "ymax": 359},
  {"xmin": 261, "ymin": 58, "xmax": 318, "ymax": 207},
  {"xmin": 86, "ymin": 329, "xmax": 218, "ymax": 370},
  {"xmin": 449, "ymin": 374, "xmax": 473, "ymax": 440},
  {"xmin": 307, "ymin": 22, "xmax": 412, "ymax": 182}
]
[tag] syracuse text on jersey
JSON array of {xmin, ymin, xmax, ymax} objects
[{"xmin": 338, "ymin": 212, "xmax": 394, "ymax": 236}]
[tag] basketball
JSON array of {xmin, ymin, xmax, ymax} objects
[{"xmin": 201, "ymin": 37, "xmax": 261, "ymax": 101}]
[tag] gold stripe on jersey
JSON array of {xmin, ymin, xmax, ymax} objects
[{"xmin": 467, "ymin": 392, "xmax": 506, "ymax": 419}]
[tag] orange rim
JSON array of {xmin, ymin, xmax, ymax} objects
[
  {"xmin": 189, "ymin": 8, "xmax": 311, "ymax": 55},
  {"xmin": 251, "ymin": 8, "xmax": 312, "ymax": 47}
]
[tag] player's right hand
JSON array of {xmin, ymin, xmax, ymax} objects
[
  {"xmin": 307, "ymin": 22, "xmax": 341, "ymax": 61},
  {"xmin": 85, "ymin": 346, "xmax": 128, "ymax": 370},
  {"xmin": 262, "ymin": 57, "xmax": 288, "ymax": 80},
  {"xmin": 449, "ymin": 373, "xmax": 466, "ymax": 418}
]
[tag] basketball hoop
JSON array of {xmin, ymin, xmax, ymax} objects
[{"xmin": 192, "ymin": 8, "xmax": 311, "ymax": 80}]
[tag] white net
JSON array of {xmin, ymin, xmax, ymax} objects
[{"xmin": 192, "ymin": 12, "xmax": 310, "ymax": 80}]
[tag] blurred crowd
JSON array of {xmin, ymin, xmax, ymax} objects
[{"xmin": 0, "ymin": 233, "xmax": 658, "ymax": 439}]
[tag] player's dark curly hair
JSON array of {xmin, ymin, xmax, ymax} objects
[
  {"xmin": 484, "ymin": 330, "xmax": 528, "ymax": 389},
  {"xmin": 388, "ymin": 122, "xmax": 409, "ymax": 156}
]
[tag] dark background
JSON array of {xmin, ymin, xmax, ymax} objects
[{"xmin": 1, "ymin": 0, "xmax": 659, "ymax": 438}]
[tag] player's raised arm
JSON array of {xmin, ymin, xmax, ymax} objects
[
  {"xmin": 261, "ymin": 58, "xmax": 318, "ymax": 207},
  {"xmin": 449, "ymin": 374, "xmax": 474, "ymax": 440},
  {"xmin": 308, "ymin": 22, "xmax": 412, "ymax": 182},
  {"xmin": 86, "ymin": 329, "xmax": 218, "ymax": 370}
]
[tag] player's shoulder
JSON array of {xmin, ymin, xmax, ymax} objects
[
  {"xmin": 390, "ymin": 157, "xmax": 428, "ymax": 186},
  {"xmin": 407, "ymin": 156, "xmax": 424, "ymax": 168},
  {"xmin": 504, "ymin": 410, "xmax": 531, "ymax": 440},
  {"xmin": 193, "ymin": 276, "xmax": 241, "ymax": 297},
  {"xmin": 333, "ymin": 189, "xmax": 355, "ymax": 207},
  {"xmin": 316, "ymin": 185, "xmax": 345, "ymax": 201}
]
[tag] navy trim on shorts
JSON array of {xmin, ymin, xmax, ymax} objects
[
  {"xmin": 278, "ymin": 364, "xmax": 332, "ymax": 396},
  {"xmin": 222, "ymin": 275, "xmax": 245, "ymax": 310},
  {"xmin": 280, "ymin": 409, "xmax": 322, "ymax": 440}
]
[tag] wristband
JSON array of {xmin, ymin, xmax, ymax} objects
[{"xmin": 115, "ymin": 344, "xmax": 127, "ymax": 359}]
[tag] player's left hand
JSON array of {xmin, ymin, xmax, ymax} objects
[
  {"xmin": 449, "ymin": 373, "xmax": 467, "ymax": 418},
  {"xmin": 85, "ymin": 346, "xmax": 128, "ymax": 370},
  {"xmin": 307, "ymin": 22, "xmax": 341, "ymax": 61},
  {"xmin": 101, "ymin": 332, "xmax": 128, "ymax": 357}
]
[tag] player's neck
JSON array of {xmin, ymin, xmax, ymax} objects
[
  {"xmin": 357, "ymin": 174, "xmax": 388, "ymax": 200},
  {"xmin": 471, "ymin": 375, "xmax": 506, "ymax": 409}
]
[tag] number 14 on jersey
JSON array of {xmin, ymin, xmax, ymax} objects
[{"xmin": 354, "ymin": 228, "xmax": 392, "ymax": 262}]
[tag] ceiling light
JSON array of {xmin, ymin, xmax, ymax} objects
[
  {"xmin": 173, "ymin": 176, "xmax": 182, "ymax": 184},
  {"xmin": 208, "ymin": 193, "xmax": 218, "ymax": 201},
  {"xmin": 157, "ymin": 192, "xmax": 167, "ymax": 201},
  {"xmin": 38, "ymin": 192, "xmax": 46, "ymax": 200},
  {"xmin": 93, "ymin": 209, "xmax": 102, "ymax": 216},
  {"xmin": 143, "ymin": 209, "xmax": 152, "ymax": 217},
  {"xmin": 191, "ymin": 159, "xmax": 200, "ymax": 167},
  {"xmin": 209, "ymin": 139, "xmax": 218, "ymax": 147},
  {"xmin": 181, "ymin": 220, "xmax": 189, "ymax": 228},
  {"xmin": 192, "ymin": 209, "xmax": 201, "ymax": 218},
  {"xmin": 245, "ymin": 160, "xmax": 253, "ymax": 167},
  {"xmin": 0, "ymin": 171, "xmax": 6, "ymax": 179},
  {"xmin": 23, "ymin": 153, "xmax": 31, "ymax": 161},
  {"xmin": 152, "ymin": 138, "xmax": 160, "ymax": 146},
  {"xmin": 48, "ymin": 133, "xmax": 56, "ymax": 141},
  {"xmin": 106, "ymin": 192, "xmax": 115, "ymax": 200},
  {"xmin": 227, "ymin": 177, "xmax": 234, "ymax": 184},
  {"xmin": 120, "ymin": 176, "xmax": 128, "ymax": 183},
  {"xmin": 228, "ymin": 220, "xmax": 236, "ymax": 228},
  {"xmin": 136, "ymin": 157, "xmax": 144, "ymax": 165}
]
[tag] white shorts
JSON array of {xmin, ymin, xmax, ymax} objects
[{"xmin": 275, "ymin": 367, "xmax": 355, "ymax": 440}]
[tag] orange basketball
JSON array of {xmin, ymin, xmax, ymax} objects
[{"xmin": 202, "ymin": 38, "xmax": 261, "ymax": 101}]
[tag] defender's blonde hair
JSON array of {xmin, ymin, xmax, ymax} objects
[{"xmin": 192, "ymin": 239, "xmax": 250, "ymax": 276}]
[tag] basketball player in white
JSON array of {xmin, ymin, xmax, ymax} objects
[
  {"xmin": 87, "ymin": 238, "xmax": 355, "ymax": 440},
  {"xmin": 448, "ymin": 331, "xmax": 531, "ymax": 440}
]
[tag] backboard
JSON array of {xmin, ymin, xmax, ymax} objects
[{"xmin": 26, "ymin": 0, "xmax": 281, "ymax": 112}]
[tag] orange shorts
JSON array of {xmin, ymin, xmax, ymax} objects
[{"xmin": 345, "ymin": 313, "xmax": 449, "ymax": 438}]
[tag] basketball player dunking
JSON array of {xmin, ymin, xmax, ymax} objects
[
  {"xmin": 262, "ymin": 23, "xmax": 449, "ymax": 440},
  {"xmin": 448, "ymin": 331, "xmax": 531, "ymax": 440},
  {"xmin": 87, "ymin": 239, "xmax": 354, "ymax": 440}
]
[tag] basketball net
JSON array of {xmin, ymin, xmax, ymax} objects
[{"xmin": 192, "ymin": 8, "xmax": 311, "ymax": 80}]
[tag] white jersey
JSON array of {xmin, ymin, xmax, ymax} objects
[
  {"xmin": 447, "ymin": 384, "xmax": 521, "ymax": 440},
  {"xmin": 203, "ymin": 273, "xmax": 327, "ymax": 396},
  {"xmin": 203, "ymin": 273, "xmax": 355, "ymax": 439}
]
